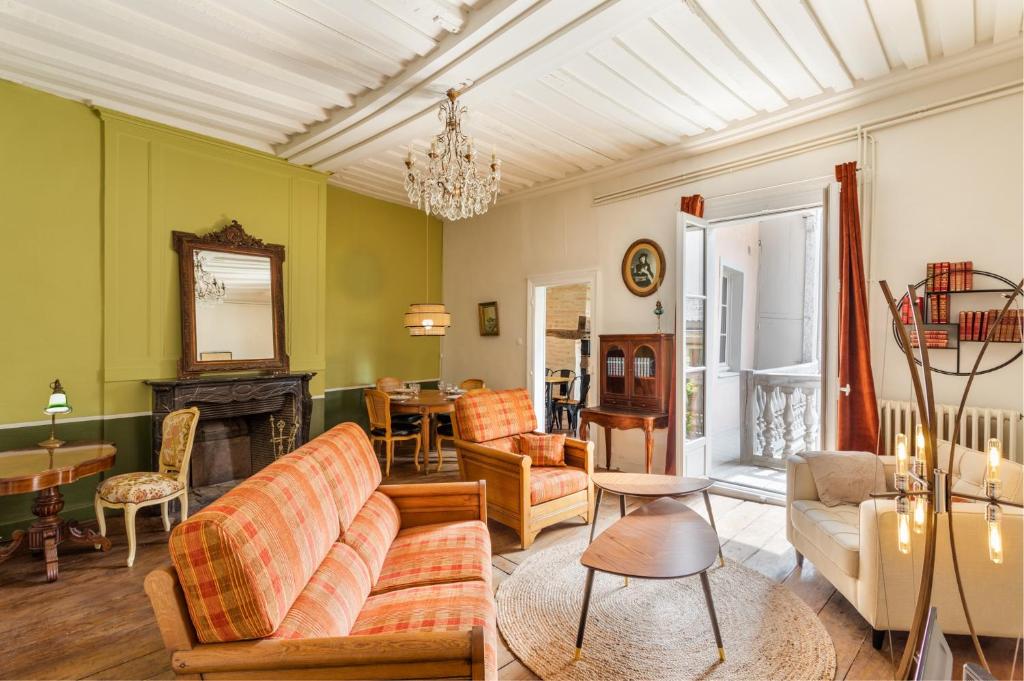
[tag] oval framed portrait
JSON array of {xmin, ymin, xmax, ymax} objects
[{"xmin": 621, "ymin": 238, "xmax": 665, "ymax": 297}]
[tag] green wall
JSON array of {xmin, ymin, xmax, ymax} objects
[
  {"xmin": 0, "ymin": 80, "xmax": 328, "ymax": 535},
  {"xmin": 323, "ymin": 187, "xmax": 443, "ymax": 428}
]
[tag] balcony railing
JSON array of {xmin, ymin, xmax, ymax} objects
[{"xmin": 740, "ymin": 363, "xmax": 821, "ymax": 469}]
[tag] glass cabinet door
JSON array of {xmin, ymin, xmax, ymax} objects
[
  {"xmin": 605, "ymin": 345, "xmax": 626, "ymax": 396},
  {"xmin": 632, "ymin": 344, "xmax": 657, "ymax": 397}
]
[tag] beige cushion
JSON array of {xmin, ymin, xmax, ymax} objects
[
  {"xmin": 790, "ymin": 500, "xmax": 860, "ymax": 578},
  {"xmin": 802, "ymin": 450, "xmax": 886, "ymax": 507},
  {"xmin": 99, "ymin": 472, "xmax": 184, "ymax": 504},
  {"xmin": 938, "ymin": 440, "xmax": 1024, "ymax": 505}
]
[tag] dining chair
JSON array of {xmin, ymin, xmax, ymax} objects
[
  {"xmin": 375, "ymin": 376, "xmax": 422, "ymax": 425},
  {"xmin": 434, "ymin": 380, "xmax": 487, "ymax": 471},
  {"xmin": 555, "ymin": 373, "xmax": 591, "ymax": 434},
  {"xmin": 94, "ymin": 407, "xmax": 200, "ymax": 567},
  {"xmin": 364, "ymin": 388, "xmax": 421, "ymax": 477}
]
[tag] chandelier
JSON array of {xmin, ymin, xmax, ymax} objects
[
  {"xmin": 193, "ymin": 252, "xmax": 226, "ymax": 304},
  {"xmin": 404, "ymin": 89, "xmax": 501, "ymax": 221}
]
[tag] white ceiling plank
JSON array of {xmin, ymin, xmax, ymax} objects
[
  {"xmin": 755, "ymin": 0, "xmax": 853, "ymax": 91},
  {"xmin": 976, "ymin": 0, "xmax": 996, "ymax": 44},
  {"xmin": 806, "ymin": 0, "xmax": 891, "ymax": 80},
  {"xmin": 697, "ymin": 0, "xmax": 822, "ymax": 100},
  {"xmin": 473, "ymin": 109, "xmax": 610, "ymax": 170},
  {"xmin": 929, "ymin": 0, "xmax": 977, "ymax": 56},
  {"xmin": 652, "ymin": 3, "xmax": 787, "ymax": 112},
  {"xmin": 489, "ymin": 95, "xmax": 631, "ymax": 161},
  {"xmin": 0, "ymin": 52, "xmax": 290, "ymax": 142},
  {"xmin": 614, "ymin": 23, "xmax": 754, "ymax": 123},
  {"xmin": 0, "ymin": 2, "xmax": 331, "ymax": 119},
  {"xmin": 273, "ymin": 0, "xmax": 434, "ymax": 60},
  {"xmin": 992, "ymin": 0, "xmax": 1024, "ymax": 42},
  {"xmin": 865, "ymin": 0, "xmax": 929, "ymax": 70},
  {"xmin": 461, "ymin": 124, "xmax": 580, "ymax": 177},
  {"xmin": 371, "ymin": 0, "xmax": 457, "ymax": 35},
  {"xmin": 0, "ymin": 69, "xmax": 273, "ymax": 151},
  {"xmin": 562, "ymin": 54, "xmax": 709, "ymax": 135},
  {"xmin": 0, "ymin": 35, "xmax": 308, "ymax": 132},
  {"xmin": 278, "ymin": 0, "xmax": 537, "ymax": 160}
]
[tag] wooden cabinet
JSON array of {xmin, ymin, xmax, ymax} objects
[{"xmin": 598, "ymin": 333, "xmax": 674, "ymax": 413}]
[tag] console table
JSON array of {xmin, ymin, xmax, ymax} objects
[
  {"xmin": 579, "ymin": 405, "xmax": 668, "ymax": 474},
  {"xmin": 0, "ymin": 441, "xmax": 116, "ymax": 581}
]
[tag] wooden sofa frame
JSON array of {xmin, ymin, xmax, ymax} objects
[
  {"xmin": 145, "ymin": 481, "xmax": 490, "ymax": 680},
  {"xmin": 454, "ymin": 429, "xmax": 594, "ymax": 549}
]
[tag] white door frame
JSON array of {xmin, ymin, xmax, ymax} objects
[{"xmin": 526, "ymin": 269, "xmax": 600, "ymax": 429}]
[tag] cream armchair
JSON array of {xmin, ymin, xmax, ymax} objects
[{"xmin": 786, "ymin": 443, "xmax": 1023, "ymax": 648}]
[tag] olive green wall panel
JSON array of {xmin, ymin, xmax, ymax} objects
[
  {"xmin": 100, "ymin": 109, "xmax": 328, "ymax": 412},
  {"xmin": 325, "ymin": 186, "xmax": 443, "ymax": 390}
]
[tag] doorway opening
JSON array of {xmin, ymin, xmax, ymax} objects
[{"xmin": 527, "ymin": 273, "xmax": 597, "ymax": 434}]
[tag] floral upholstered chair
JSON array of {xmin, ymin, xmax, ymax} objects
[{"xmin": 94, "ymin": 407, "xmax": 200, "ymax": 567}]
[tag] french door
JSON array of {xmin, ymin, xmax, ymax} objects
[{"xmin": 675, "ymin": 213, "xmax": 709, "ymax": 476}]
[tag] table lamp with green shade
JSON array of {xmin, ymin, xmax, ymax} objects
[{"xmin": 38, "ymin": 378, "xmax": 72, "ymax": 450}]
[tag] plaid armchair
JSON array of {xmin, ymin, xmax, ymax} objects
[{"xmin": 453, "ymin": 388, "xmax": 594, "ymax": 548}]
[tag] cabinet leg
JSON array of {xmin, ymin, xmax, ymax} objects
[{"xmin": 604, "ymin": 428, "xmax": 612, "ymax": 470}]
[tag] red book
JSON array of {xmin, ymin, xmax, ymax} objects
[
  {"xmin": 952, "ymin": 262, "xmax": 959, "ymax": 291},
  {"xmin": 965, "ymin": 261, "xmax": 973, "ymax": 290},
  {"xmin": 959, "ymin": 311, "xmax": 967, "ymax": 339},
  {"xmin": 927, "ymin": 263, "xmax": 935, "ymax": 292}
]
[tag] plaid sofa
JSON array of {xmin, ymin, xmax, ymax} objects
[
  {"xmin": 147, "ymin": 423, "xmax": 496, "ymax": 680},
  {"xmin": 454, "ymin": 388, "xmax": 594, "ymax": 548}
]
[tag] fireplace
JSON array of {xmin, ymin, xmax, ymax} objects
[{"xmin": 146, "ymin": 373, "xmax": 314, "ymax": 487}]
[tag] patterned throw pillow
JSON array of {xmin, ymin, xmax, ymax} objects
[{"xmin": 519, "ymin": 432, "xmax": 566, "ymax": 467}]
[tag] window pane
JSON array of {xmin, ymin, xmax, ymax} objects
[
  {"xmin": 684, "ymin": 371, "xmax": 705, "ymax": 440},
  {"xmin": 685, "ymin": 229, "xmax": 705, "ymax": 295},
  {"xmin": 684, "ymin": 297, "xmax": 704, "ymax": 367}
]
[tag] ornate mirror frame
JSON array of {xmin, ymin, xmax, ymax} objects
[{"xmin": 173, "ymin": 220, "xmax": 289, "ymax": 378}]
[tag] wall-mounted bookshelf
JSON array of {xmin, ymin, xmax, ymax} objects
[{"xmin": 892, "ymin": 267, "xmax": 1021, "ymax": 376}]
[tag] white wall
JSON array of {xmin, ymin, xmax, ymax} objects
[
  {"xmin": 755, "ymin": 213, "xmax": 812, "ymax": 369},
  {"xmin": 442, "ymin": 59, "xmax": 1023, "ymax": 473}
]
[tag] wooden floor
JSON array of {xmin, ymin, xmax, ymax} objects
[{"xmin": 1, "ymin": 447, "xmax": 1020, "ymax": 680}]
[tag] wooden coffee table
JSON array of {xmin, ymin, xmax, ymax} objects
[
  {"xmin": 575, "ymin": 497, "xmax": 725, "ymax": 662},
  {"xmin": 590, "ymin": 471, "xmax": 724, "ymax": 567}
]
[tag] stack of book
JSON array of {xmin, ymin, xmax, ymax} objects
[
  {"xmin": 959, "ymin": 309, "xmax": 1024, "ymax": 342},
  {"xmin": 926, "ymin": 293, "xmax": 950, "ymax": 324},
  {"xmin": 606, "ymin": 356, "xmax": 625, "ymax": 376},
  {"xmin": 909, "ymin": 329, "xmax": 949, "ymax": 348},
  {"xmin": 899, "ymin": 296, "xmax": 923, "ymax": 323},
  {"xmin": 926, "ymin": 261, "xmax": 974, "ymax": 292}
]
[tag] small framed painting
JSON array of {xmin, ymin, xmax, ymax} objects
[
  {"xmin": 621, "ymin": 238, "xmax": 666, "ymax": 297},
  {"xmin": 478, "ymin": 301, "xmax": 500, "ymax": 336}
]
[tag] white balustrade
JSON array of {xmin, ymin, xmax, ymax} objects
[{"xmin": 740, "ymin": 363, "xmax": 821, "ymax": 468}]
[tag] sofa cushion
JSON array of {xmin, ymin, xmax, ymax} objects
[
  {"xmin": 519, "ymin": 432, "xmax": 566, "ymax": 467},
  {"xmin": 372, "ymin": 520, "xmax": 491, "ymax": 595},
  {"xmin": 455, "ymin": 388, "xmax": 536, "ymax": 443},
  {"xmin": 790, "ymin": 500, "xmax": 860, "ymax": 578},
  {"xmin": 270, "ymin": 542, "xmax": 372, "ymax": 640},
  {"xmin": 352, "ymin": 581, "xmax": 496, "ymax": 679},
  {"xmin": 530, "ymin": 467, "xmax": 588, "ymax": 505},
  {"xmin": 169, "ymin": 452, "xmax": 341, "ymax": 643},
  {"xmin": 300, "ymin": 423, "xmax": 382, "ymax": 531},
  {"xmin": 940, "ymin": 439, "xmax": 1024, "ymax": 505},
  {"xmin": 479, "ymin": 435, "xmax": 520, "ymax": 453},
  {"xmin": 343, "ymin": 491, "xmax": 401, "ymax": 583}
]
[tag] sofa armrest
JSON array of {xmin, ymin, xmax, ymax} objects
[
  {"xmin": 171, "ymin": 628, "xmax": 486, "ymax": 679},
  {"xmin": 380, "ymin": 481, "xmax": 487, "ymax": 527},
  {"xmin": 786, "ymin": 455, "xmax": 820, "ymax": 503},
  {"xmin": 564, "ymin": 437, "xmax": 594, "ymax": 474},
  {"xmin": 455, "ymin": 438, "xmax": 530, "ymax": 517}
]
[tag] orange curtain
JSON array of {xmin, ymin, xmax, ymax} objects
[
  {"xmin": 666, "ymin": 194, "xmax": 704, "ymax": 474},
  {"xmin": 835, "ymin": 162, "xmax": 879, "ymax": 452}
]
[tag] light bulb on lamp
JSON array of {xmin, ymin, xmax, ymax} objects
[
  {"xmin": 913, "ymin": 493, "xmax": 927, "ymax": 534},
  {"xmin": 894, "ymin": 433, "xmax": 909, "ymax": 491},
  {"xmin": 986, "ymin": 503, "xmax": 1004, "ymax": 565},
  {"xmin": 985, "ymin": 438, "xmax": 1002, "ymax": 498},
  {"xmin": 896, "ymin": 496, "xmax": 912, "ymax": 555}
]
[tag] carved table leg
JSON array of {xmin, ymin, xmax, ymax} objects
[
  {"xmin": 604, "ymin": 427, "xmax": 613, "ymax": 471},
  {"xmin": 643, "ymin": 421, "xmax": 654, "ymax": 474},
  {"xmin": 24, "ymin": 486, "xmax": 109, "ymax": 582},
  {"xmin": 65, "ymin": 520, "xmax": 112, "ymax": 552},
  {"xmin": 0, "ymin": 530, "xmax": 26, "ymax": 565},
  {"xmin": 43, "ymin": 534, "xmax": 59, "ymax": 582}
]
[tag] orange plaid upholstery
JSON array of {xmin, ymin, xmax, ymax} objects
[
  {"xmin": 352, "ymin": 581, "xmax": 497, "ymax": 680},
  {"xmin": 519, "ymin": 432, "xmax": 566, "ymax": 466},
  {"xmin": 455, "ymin": 388, "xmax": 536, "ymax": 443},
  {"xmin": 169, "ymin": 453, "xmax": 340, "ymax": 643},
  {"xmin": 300, "ymin": 423, "xmax": 382, "ymax": 531},
  {"xmin": 342, "ymin": 491, "xmax": 401, "ymax": 583},
  {"xmin": 479, "ymin": 435, "xmax": 520, "ymax": 453},
  {"xmin": 530, "ymin": 466, "xmax": 588, "ymax": 505},
  {"xmin": 270, "ymin": 542, "xmax": 372, "ymax": 640},
  {"xmin": 373, "ymin": 520, "xmax": 491, "ymax": 595}
]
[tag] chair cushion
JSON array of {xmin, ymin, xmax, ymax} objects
[
  {"xmin": 352, "ymin": 581, "xmax": 496, "ymax": 679},
  {"xmin": 169, "ymin": 452, "xmax": 341, "ymax": 643},
  {"xmin": 269, "ymin": 542, "xmax": 372, "ymax": 640},
  {"xmin": 530, "ymin": 467, "xmax": 588, "ymax": 505},
  {"xmin": 480, "ymin": 435, "xmax": 520, "ymax": 453},
  {"xmin": 98, "ymin": 472, "xmax": 184, "ymax": 504},
  {"xmin": 789, "ymin": 500, "xmax": 860, "ymax": 578},
  {"xmin": 519, "ymin": 432, "xmax": 566, "ymax": 466},
  {"xmin": 372, "ymin": 520, "xmax": 491, "ymax": 595},
  {"xmin": 159, "ymin": 408, "xmax": 199, "ymax": 470},
  {"xmin": 454, "ymin": 388, "xmax": 536, "ymax": 443},
  {"xmin": 342, "ymin": 492, "xmax": 401, "ymax": 583},
  {"xmin": 371, "ymin": 423, "xmax": 420, "ymax": 436},
  {"xmin": 392, "ymin": 413, "xmax": 423, "ymax": 424},
  {"xmin": 299, "ymin": 423, "xmax": 382, "ymax": 531}
]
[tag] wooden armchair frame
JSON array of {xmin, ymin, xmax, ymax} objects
[
  {"xmin": 146, "ymin": 481, "xmax": 489, "ymax": 680},
  {"xmin": 454, "ymin": 426, "xmax": 593, "ymax": 548}
]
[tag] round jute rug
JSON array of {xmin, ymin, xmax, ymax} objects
[{"xmin": 496, "ymin": 540, "xmax": 835, "ymax": 681}]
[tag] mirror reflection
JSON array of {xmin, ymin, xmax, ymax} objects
[{"xmin": 193, "ymin": 249, "xmax": 274, "ymax": 361}]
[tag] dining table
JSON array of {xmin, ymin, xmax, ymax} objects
[{"xmin": 389, "ymin": 389, "xmax": 460, "ymax": 456}]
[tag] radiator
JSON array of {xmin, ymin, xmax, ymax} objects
[{"xmin": 878, "ymin": 399, "xmax": 1023, "ymax": 464}]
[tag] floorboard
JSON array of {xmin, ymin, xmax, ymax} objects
[{"xmin": 0, "ymin": 451, "xmax": 1019, "ymax": 680}]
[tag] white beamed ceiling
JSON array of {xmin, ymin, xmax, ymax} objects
[{"xmin": 2, "ymin": 0, "xmax": 1020, "ymax": 205}]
